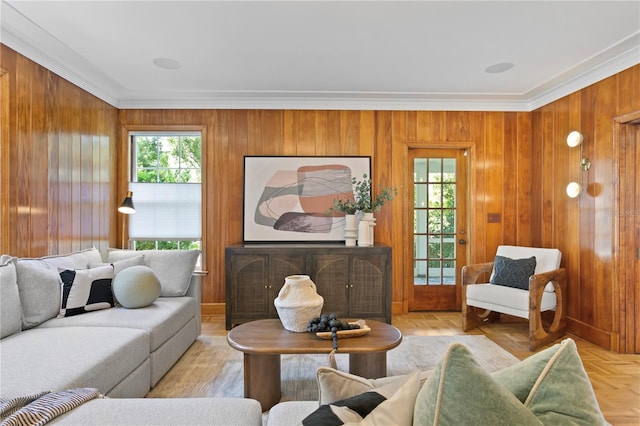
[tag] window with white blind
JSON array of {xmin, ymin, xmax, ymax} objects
[{"xmin": 127, "ymin": 132, "xmax": 201, "ymax": 254}]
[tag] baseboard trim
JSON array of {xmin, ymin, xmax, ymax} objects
[
  {"xmin": 201, "ymin": 303, "xmax": 225, "ymax": 316},
  {"xmin": 567, "ymin": 317, "xmax": 612, "ymax": 351}
]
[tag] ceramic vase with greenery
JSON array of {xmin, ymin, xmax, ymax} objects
[
  {"xmin": 329, "ymin": 174, "xmax": 397, "ymax": 215},
  {"xmin": 329, "ymin": 195, "xmax": 358, "ymax": 246},
  {"xmin": 352, "ymin": 174, "xmax": 397, "ymax": 213}
]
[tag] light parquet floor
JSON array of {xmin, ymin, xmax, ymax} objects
[{"xmin": 200, "ymin": 312, "xmax": 639, "ymax": 426}]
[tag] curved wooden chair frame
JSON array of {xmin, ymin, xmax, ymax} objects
[{"xmin": 462, "ymin": 262, "xmax": 567, "ymax": 351}]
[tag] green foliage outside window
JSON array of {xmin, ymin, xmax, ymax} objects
[
  {"xmin": 133, "ymin": 134, "xmax": 202, "ymax": 252},
  {"xmin": 417, "ymin": 173, "xmax": 456, "ymax": 260},
  {"xmin": 134, "ymin": 240, "xmax": 201, "ymax": 251},
  {"xmin": 135, "ymin": 135, "xmax": 201, "ymax": 183}
]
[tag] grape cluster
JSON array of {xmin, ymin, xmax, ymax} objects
[{"xmin": 307, "ymin": 313, "xmax": 360, "ymax": 349}]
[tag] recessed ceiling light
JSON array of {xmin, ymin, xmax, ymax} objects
[
  {"xmin": 485, "ymin": 62, "xmax": 514, "ymax": 73},
  {"xmin": 153, "ymin": 57, "xmax": 182, "ymax": 70}
]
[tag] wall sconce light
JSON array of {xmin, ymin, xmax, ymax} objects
[
  {"xmin": 565, "ymin": 131, "xmax": 591, "ymax": 198},
  {"xmin": 118, "ymin": 191, "xmax": 135, "ymax": 248}
]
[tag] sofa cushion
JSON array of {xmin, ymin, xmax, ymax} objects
[
  {"xmin": 0, "ymin": 255, "xmax": 22, "ymax": 338},
  {"xmin": 59, "ymin": 265, "xmax": 115, "ymax": 317},
  {"xmin": 490, "ymin": 255, "xmax": 537, "ymax": 290},
  {"xmin": 492, "ymin": 339, "xmax": 607, "ymax": 424},
  {"xmin": 18, "ymin": 247, "xmax": 103, "ymax": 270},
  {"xmin": 304, "ymin": 371, "xmax": 420, "ymax": 426},
  {"xmin": 317, "ymin": 366, "xmax": 431, "ymax": 405},
  {"xmin": 107, "ymin": 249, "xmax": 199, "ymax": 297},
  {"xmin": 39, "ymin": 297, "xmax": 195, "ymax": 352},
  {"xmin": 0, "ymin": 326, "xmax": 149, "ymax": 399},
  {"xmin": 466, "ymin": 283, "xmax": 557, "ymax": 317},
  {"xmin": 113, "ymin": 265, "xmax": 161, "ymax": 309},
  {"xmin": 266, "ymin": 401, "xmax": 319, "ymax": 426},
  {"xmin": 413, "ymin": 343, "xmax": 541, "ymax": 426},
  {"xmin": 49, "ymin": 397, "xmax": 263, "ymax": 426},
  {"xmin": 15, "ymin": 248, "xmax": 103, "ymax": 329},
  {"xmin": 15, "ymin": 259, "xmax": 62, "ymax": 329}
]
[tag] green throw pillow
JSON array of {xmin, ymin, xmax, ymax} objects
[
  {"xmin": 492, "ymin": 338, "xmax": 607, "ymax": 425},
  {"xmin": 413, "ymin": 343, "xmax": 541, "ymax": 426}
]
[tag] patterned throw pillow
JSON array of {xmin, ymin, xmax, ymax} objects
[
  {"xmin": 58, "ymin": 265, "xmax": 114, "ymax": 317},
  {"xmin": 303, "ymin": 371, "xmax": 420, "ymax": 425},
  {"xmin": 490, "ymin": 255, "xmax": 537, "ymax": 290}
]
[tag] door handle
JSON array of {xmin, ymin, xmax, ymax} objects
[{"xmin": 458, "ymin": 239, "xmax": 466, "ymax": 245}]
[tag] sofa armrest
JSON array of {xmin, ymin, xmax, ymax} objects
[
  {"xmin": 461, "ymin": 262, "xmax": 494, "ymax": 286},
  {"xmin": 185, "ymin": 273, "xmax": 203, "ymax": 336}
]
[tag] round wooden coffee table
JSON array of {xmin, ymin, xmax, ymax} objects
[{"xmin": 227, "ymin": 319, "xmax": 402, "ymax": 411}]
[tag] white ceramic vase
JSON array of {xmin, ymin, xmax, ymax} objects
[
  {"xmin": 274, "ymin": 275, "xmax": 324, "ymax": 332},
  {"xmin": 344, "ymin": 214, "xmax": 357, "ymax": 246},
  {"xmin": 357, "ymin": 212, "xmax": 376, "ymax": 246}
]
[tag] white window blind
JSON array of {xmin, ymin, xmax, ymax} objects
[{"xmin": 128, "ymin": 182, "xmax": 201, "ymax": 240}]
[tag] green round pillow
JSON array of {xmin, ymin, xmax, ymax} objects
[{"xmin": 113, "ymin": 265, "xmax": 161, "ymax": 309}]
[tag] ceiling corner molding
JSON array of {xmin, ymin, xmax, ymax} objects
[
  {"xmin": 527, "ymin": 33, "xmax": 640, "ymax": 111},
  {"xmin": 1, "ymin": 1, "xmax": 120, "ymax": 107}
]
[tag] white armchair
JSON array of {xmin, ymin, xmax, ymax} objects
[{"xmin": 462, "ymin": 245, "xmax": 567, "ymax": 350}]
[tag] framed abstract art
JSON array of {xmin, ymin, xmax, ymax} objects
[{"xmin": 243, "ymin": 156, "xmax": 371, "ymax": 243}]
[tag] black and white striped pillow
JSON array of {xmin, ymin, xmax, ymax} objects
[{"xmin": 58, "ymin": 265, "xmax": 114, "ymax": 317}]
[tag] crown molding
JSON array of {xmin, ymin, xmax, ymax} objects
[
  {"xmin": 527, "ymin": 32, "xmax": 640, "ymax": 111},
  {"xmin": 116, "ymin": 93, "xmax": 532, "ymax": 111},
  {"xmin": 2, "ymin": 1, "xmax": 638, "ymax": 112},
  {"xmin": 1, "ymin": 1, "xmax": 121, "ymax": 107}
]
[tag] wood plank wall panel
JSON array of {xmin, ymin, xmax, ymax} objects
[
  {"xmin": 5, "ymin": 42, "xmax": 638, "ymax": 351},
  {"xmin": 1, "ymin": 67, "xmax": 9, "ymax": 251},
  {"xmin": 386, "ymin": 111, "xmax": 533, "ymax": 314},
  {"xmin": 119, "ymin": 109, "xmax": 389, "ymax": 310},
  {"xmin": 531, "ymin": 64, "xmax": 640, "ymax": 351},
  {"xmin": 0, "ymin": 45, "xmax": 118, "ymax": 257}
]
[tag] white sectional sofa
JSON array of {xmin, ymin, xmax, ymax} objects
[{"xmin": 0, "ymin": 248, "xmax": 263, "ymax": 425}]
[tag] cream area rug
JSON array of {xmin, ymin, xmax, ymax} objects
[{"xmin": 147, "ymin": 334, "xmax": 519, "ymax": 402}]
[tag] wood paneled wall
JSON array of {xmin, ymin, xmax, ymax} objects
[
  {"xmin": 119, "ymin": 109, "xmax": 534, "ymax": 315},
  {"xmin": 531, "ymin": 65, "xmax": 640, "ymax": 351},
  {"xmin": 3, "ymin": 42, "xmax": 638, "ymax": 352},
  {"xmin": 0, "ymin": 45, "xmax": 118, "ymax": 257}
]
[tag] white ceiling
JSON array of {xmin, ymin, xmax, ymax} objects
[{"xmin": 2, "ymin": 0, "xmax": 639, "ymax": 111}]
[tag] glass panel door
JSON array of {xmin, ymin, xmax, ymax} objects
[{"xmin": 409, "ymin": 149, "xmax": 467, "ymax": 311}]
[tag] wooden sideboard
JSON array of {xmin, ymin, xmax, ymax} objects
[{"xmin": 225, "ymin": 244, "xmax": 392, "ymax": 329}]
